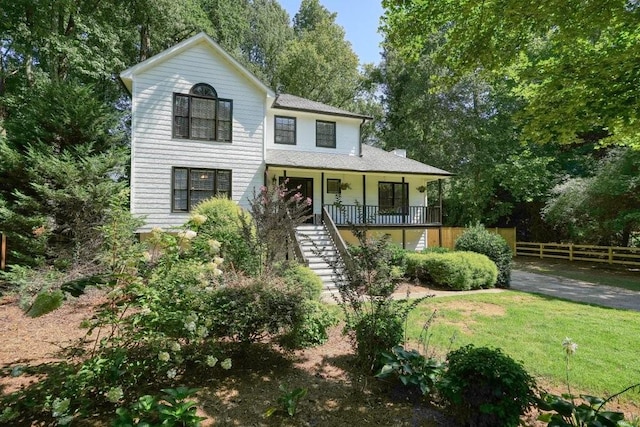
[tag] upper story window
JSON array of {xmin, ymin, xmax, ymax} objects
[
  {"xmin": 274, "ymin": 116, "xmax": 296, "ymax": 145},
  {"xmin": 173, "ymin": 83, "xmax": 232, "ymax": 142},
  {"xmin": 316, "ymin": 120, "xmax": 336, "ymax": 148},
  {"xmin": 172, "ymin": 167, "xmax": 232, "ymax": 212},
  {"xmin": 378, "ymin": 181, "xmax": 408, "ymax": 214}
]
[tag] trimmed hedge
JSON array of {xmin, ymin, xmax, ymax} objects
[
  {"xmin": 454, "ymin": 224, "xmax": 512, "ymax": 288},
  {"xmin": 405, "ymin": 251, "xmax": 498, "ymax": 290}
]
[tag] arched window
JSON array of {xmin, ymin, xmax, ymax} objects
[{"xmin": 173, "ymin": 83, "xmax": 232, "ymax": 142}]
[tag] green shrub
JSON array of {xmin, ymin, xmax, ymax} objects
[
  {"xmin": 279, "ymin": 300, "xmax": 338, "ymax": 349},
  {"xmin": 420, "ymin": 246, "xmax": 451, "ymax": 254},
  {"xmin": 439, "ymin": 345, "xmax": 537, "ymax": 427},
  {"xmin": 454, "ymin": 224, "xmax": 512, "ymax": 288},
  {"xmin": 352, "ymin": 303, "xmax": 405, "ymax": 370},
  {"xmin": 405, "ymin": 251, "xmax": 497, "ymax": 290},
  {"xmin": 191, "ymin": 197, "xmax": 260, "ymax": 275},
  {"xmin": 273, "ymin": 261, "xmax": 323, "ymax": 300}
]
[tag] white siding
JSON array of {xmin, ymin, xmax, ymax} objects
[
  {"xmin": 130, "ymin": 43, "xmax": 266, "ymax": 231},
  {"xmin": 266, "ymin": 110, "xmax": 361, "ymax": 155}
]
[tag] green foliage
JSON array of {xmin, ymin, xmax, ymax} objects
[
  {"xmin": 205, "ymin": 275, "xmax": 305, "ymax": 344},
  {"xmin": 543, "ymin": 148, "xmax": 640, "ymax": 246},
  {"xmin": 382, "ymin": 0, "xmax": 640, "ymax": 149},
  {"xmin": 376, "ymin": 346, "xmax": 443, "ymax": 396},
  {"xmin": 25, "ymin": 290, "xmax": 64, "ymax": 318},
  {"xmin": 279, "ymin": 300, "xmax": 337, "ymax": 349},
  {"xmin": 279, "ymin": 0, "xmax": 361, "ymax": 107},
  {"xmin": 420, "ymin": 247, "xmax": 450, "ymax": 254},
  {"xmin": 352, "ymin": 304, "xmax": 406, "ymax": 370},
  {"xmin": 328, "ymin": 216, "xmax": 426, "ymax": 371},
  {"xmin": 405, "ymin": 251, "xmax": 498, "ymax": 290},
  {"xmin": 113, "ymin": 387, "xmax": 205, "ymax": 427},
  {"xmin": 264, "ymin": 384, "xmax": 308, "ymax": 418},
  {"xmin": 439, "ymin": 345, "xmax": 537, "ymax": 427},
  {"xmin": 0, "ymin": 81, "xmax": 128, "ymax": 266},
  {"xmin": 454, "ymin": 224, "xmax": 512, "ymax": 288},
  {"xmin": 191, "ymin": 197, "xmax": 260, "ymax": 274},
  {"xmin": 274, "ymin": 261, "xmax": 323, "ymax": 300}
]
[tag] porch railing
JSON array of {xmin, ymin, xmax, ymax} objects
[{"xmin": 323, "ymin": 204, "xmax": 441, "ymax": 226}]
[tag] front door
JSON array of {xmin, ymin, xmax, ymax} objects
[{"xmin": 281, "ymin": 177, "xmax": 314, "ymax": 224}]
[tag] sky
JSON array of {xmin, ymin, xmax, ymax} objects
[{"xmin": 278, "ymin": 0, "xmax": 385, "ymax": 65}]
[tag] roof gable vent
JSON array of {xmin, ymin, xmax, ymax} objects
[{"xmin": 392, "ymin": 149, "xmax": 407, "ymax": 158}]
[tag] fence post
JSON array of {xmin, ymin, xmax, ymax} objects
[
  {"xmin": 539, "ymin": 243, "xmax": 544, "ymax": 259},
  {"xmin": 569, "ymin": 244, "xmax": 573, "ymax": 261},
  {"xmin": 609, "ymin": 247, "xmax": 613, "ymax": 265}
]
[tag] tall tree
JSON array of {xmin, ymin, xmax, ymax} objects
[
  {"xmin": 380, "ymin": 48, "xmax": 556, "ymax": 228},
  {"xmin": 381, "ymin": 0, "xmax": 640, "ymax": 148},
  {"xmin": 277, "ymin": 0, "xmax": 360, "ymax": 107}
]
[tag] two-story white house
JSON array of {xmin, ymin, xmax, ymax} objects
[{"xmin": 120, "ymin": 32, "xmax": 451, "ymax": 264}]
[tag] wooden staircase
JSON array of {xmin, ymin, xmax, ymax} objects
[{"xmin": 295, "ymin": 224, "xmax": 341, "ymax": 292}]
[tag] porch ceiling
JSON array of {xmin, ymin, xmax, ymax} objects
[{"xmin": 266, "ymin": 145, "xmax": 453, "ymax": 178}]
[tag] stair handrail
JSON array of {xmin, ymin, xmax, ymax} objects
[{"xmin": 322, "ymin": 206, "xmax": 354, "ymax": 272}]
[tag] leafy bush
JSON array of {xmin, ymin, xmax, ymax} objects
[
  {"xmin": 327, "ymin": 218, "xmax": 426, "ymax": 372},
  {"xmin": 205, "ymin": 275, "xmax": 303, "ymax": 343},
  {"xmin": 406, "ymin": 251, "xmax": 498, "ymax": 290},
  {"xmin": 351, "ymin": 303, "xmax": 407, "ymax": 370},
  {"xmin": 439, "ymin": 345, "xmax": 537, "ymax": 427},
  {"xmin": 454, "ymin": 224, "xmax": 512, "ymax": 288},
  {"xmin": 376, "ymin": 346, "xmax": 443, "ymax": 396},
  {"xmin": 274, "ymin": 261, "xmax": 323, "ymax": 300},
  {"xmin": 191, "ymin": 197, "xmax": 260, "ymax": 275},
  {"xmin": 279, "ymin": 300, "xmax": 337, "ymax": 349}
]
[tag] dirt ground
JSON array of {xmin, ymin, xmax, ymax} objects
[{"xmin": 0, "ymin": 285, "xmax": 637, "ymax": 426}]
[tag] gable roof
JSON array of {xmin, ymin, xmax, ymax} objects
[
  {"xmin": 272, "ymin": 94, "xmax": 372, "ymax": 120},
  {"xmin": 119, "ymin": 32, "xmax": 275, "ymax": 97},
  {"xmin": 266, "ymin": 144, "xmax": 452, "ymax": 176}
]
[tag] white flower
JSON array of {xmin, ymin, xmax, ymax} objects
[
  {"xmin": 105, "ymin": 386, "xmax": 124, "ymax": 403},
  {"xmin": 177, "ymin": 229, "xmax": 197, "ymax": 240},
  {"xmin": 562, "ymin": 337, "xmax": 578, "ymax": 355},
  {"xmin": 206, "ymin": 356, "xmax": 218, "ymax": 367},
  {"xmin": 151, "ymin": 227, "xmax": 164, "ymax": 234},
  {"xmin": 166, "ymin": 368, "xmax": 177, "ymax": 379},
  {"xmin": 221, "ymin": 358, "xmax": 232, "ymax": 370},
  {"xmin": 213, "ymin": 256, "xmax": 224, "ymax": 266},
  {"xmin": 158, "ymin": 351, "xmax": 170, "ymax": 362},
  {"xmin": 208, "ymin": 239, "xmax": 221, "ymax": 253},
  {"xmin": 184, "ymin": 321, "xmax": 196, "ymax": 332},
  {"xmin": 197, "ymin": 326, "xmax": 209, "ymax": 338},
  {"xmin": 170, "ymin": 342, "xmax": 181, "ymax": 352},
  {"xmin": 190, "ymin": 213, "xmax": 208, "ymax": 226}
]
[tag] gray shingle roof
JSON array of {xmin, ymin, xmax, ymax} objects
[
  {"xmin": 272, "ymin": 94, "xmax": 373, "ymax": 120},
  {"xmin": 266, "ymin": 145, "xmax": 452, "ymax": 176}
]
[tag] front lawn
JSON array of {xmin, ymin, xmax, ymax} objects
[{"xmin": 406, "ymin": 291, "xmax": 640, "ymax": 403}]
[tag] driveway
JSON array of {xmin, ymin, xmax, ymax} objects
[
  {"xmin": 325, "ymin": 270, "xmax": 640, "ymax": 312},
  {"xmin": 510, "ymin": 270, "xmax": 640, "ymax": 312}
]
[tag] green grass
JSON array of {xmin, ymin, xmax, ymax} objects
[
  {"xmin": 514, "ymin": 257, "xmax": 640, "ymax": 291},
  {"xmin": 405, "ymin": 291, "xmax": 640, "ymax": 403}
]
